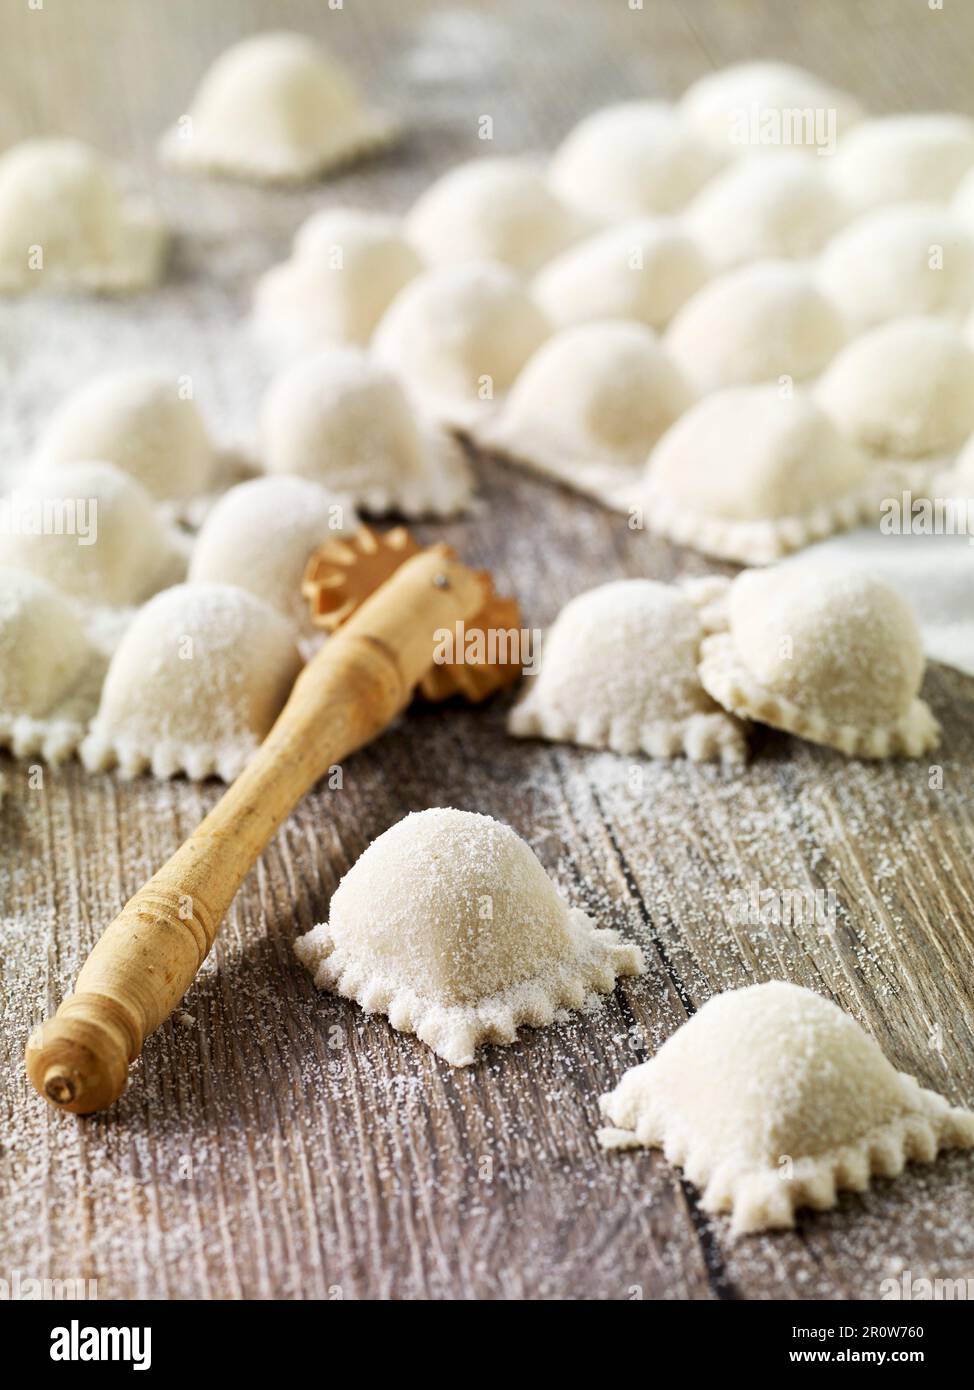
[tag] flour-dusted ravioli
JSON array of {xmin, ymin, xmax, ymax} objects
[
  {"xmin": 405, "ymin": 157, "xmax": 592, "ymax": 277},
  {"xmin": 259, "ymin": 347, "xmax": 472, "ymax": 517},
  {"xmin": 549, "ymin": 102, "xmax": 725, "ymax": 220},
  {"xmin": 817, "ymin": 317, "xmax": 974, "ymax": 461},
  {"xmin": 372, "ymin": 261, "xmax": 551, "ymax": 427},
  {"xmin": 159, "ymin": 31, "xmax": 396, "ymax": 183},
  {"xmin": 35, "ymin": 368, "xmax": 218, "ymax": 503},
  {"xmin": 0, "ymin": 566, "xmax": 107, "ymax": 764},
  {"xmin": 638, "ymin": 387, "xmax": 871, "ymax": 564},
  {"xmin": 533, "ymin": 218, "xmax": 710, "ymax": 331},
  {"xmin": 680, "ymin": 62, "xmax": 863, "ymax": 156},
  {"xmin": 472, "ymin": 320, "xmax": 695, "ymax": 502},
  {"xmin": 695, "ymin": 563, "xmax": 940, "ymax": 758},
  {"xmin": 664, "ymin": 261, "xmax": 847, "ymax": 394},
  {"xmin": 82, "ymin": 583, "xmax": 302, "ymax": 781},
  {"xmin": 508, "ymin": 580, "xmax": 746, "ymax": 764},
  {"xmin": 599, "ymin": 981, "xmax": 974, "ymax": 1235},
  {"xmin": 253, "ymin": 208, "xmax": 424, "ymax": 356},
  {"xmin": 829, "ymin": 114, "xmax": 974, "ymax": 213},
  {"xmin": 0, "ymin": 138, "xmax": 166, "ymax": 293},
  {"xmin": 0, "ymin": 461, "xmax": 186, "ymax": 608},
  {"xmin": 818, "ymin": 205, "xmax": 974, "ymax": 331},
  {"xmin": 295, "ymin": 807, "xmax": 644, "ymax": 1066},
  {"xmin": 189, "ymin": 475, "xmax": 355, "ymax": 636},
  {"xmin": 684, "ymin": 154, "xmax": 847, "ymax": 269}
]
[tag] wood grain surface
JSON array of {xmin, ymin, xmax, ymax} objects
[{"xmin": 1, "ymin": 0, "xmax": 973, "ymax": 1301}]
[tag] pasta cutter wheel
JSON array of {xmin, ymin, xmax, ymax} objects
[{"xmin": 303, "ymin": 525, "xmax": 523, "ymax": 702}]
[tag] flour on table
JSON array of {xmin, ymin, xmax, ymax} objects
[
  {"xmin": 252, "ymin": 207, "xmax": 424, "ymax": 358},
  {"xmin": 294, "ymin": 807, "xmax": 644, "ymax": 1066},
  {"xmin": 508, "ymin": 579, "xmax": 746, "ymax": 764},
  {"xmin": 664, "ymin": 260, "xmax": 847, "ymax": 394},
  {"xmin": 549, "ymin": 102, "xmax": 725, "ymax": 219},
  {"xmin": 371, "ymin": 260, "xmax": 551, "ymax": 429},
  {"xmin": 81, "ymin": 583, "xmax": 302, "ymax": 782},
  {"xmin": 636, "ymin": 386, "xmax": 872, "ymax": 565},
  {"xmin": 533, "ymin": 217, "xmax": 710, "ymax": 332},
  {"xmin": 0, "ymin": 138, "xmax": 166, "ymax": 293},
  {"xmin": 695, "ymin": 563, "xmax": 941, "ymax": 759},
  {"xmin": 259, "ymin": 347, "xmax": 472, "ymax": 517},
  {"xmin": 158, "ymin": 31, "xmax": 397, "ymax": 184},
  {"xmin": 404, "ymin": 156, "xmax": 592, "ymax": 277},
  {"xmin": 473, "ymin": 319, "xmax": 694, "ymax": 503},
  {"xmin": 599, "ymin": 981, "xmax": 974, "ymax": 1235}
]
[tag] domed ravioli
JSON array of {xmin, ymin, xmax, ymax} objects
[
  {"xmin": 252, "ymin": 208, "xmax": 424, "ymax": 355},
  {"xmin": 405, "ymin": 157, "xmax": 592, "ymax": 276},
  {"xmin": 81, "ymin": 583, "xmax": 302, "ymax": 781},
  {"xmin": 0, "ymin": 138, "xmax": 166, "ymax": 293},
  {"xmin": 680, "ymin": 62, "xmax": 863, "ymax": 155},
  {"xmin": 372, "ymin": 261, "xmax": 551, "ymax": 427},
  {"xmin": 818, "ymin": 205, "xmax": 974, "ymax": 331},
  {"xmin": 684, "ymin": 154, "xmax": 847, "ymax": 269},
  {"xmin": 664, "ymin": 261, "xmax": 847, "ymax": 394},
  {"xmin": 0, "ymin": 461, "xmax": 187, "ymax": 607},
  {"xmin": 472, "ymin": 320, "xmax": 694, "ymax": 502},
  {"xmin": 532, "ymin": 218, "xmax": 711, "ymax": 331},
  {"xmin": 189, "ymin": 475, "xmax": 355, "ymax": 635},
  {"xmin": 159, "ymin": 31, "xmax": 396, "ymax": 183},
  {"xmin": 35, "ymin": 368, "xmax": 217, "ymax": 502},
  {"xmin": 259, "ymin": 348, "xmax": 472, "ymax": 516},
  {"xmin": 639, "ymin": 387, "xmax": 871, "ymax": 564},
  {"xmin": 508, "ymin": 580, "xmax": 746, "ymax": 763},
  {"xmin": 695, "ymin": 563, "xmax": 941, "ymax": 757},
  {"xmin": 0, "ymin": 566, "xmax": 106, "ymax": 763},
  {"xmin": 599, "ymin": 981, "xmax": 974, "ymax": 1235},
  {"xmin": 294, "ymin": 807, "xmax": 644, "ymax": 1066},
  {"xmin": 828, "ymin": 114, "xmax": 974, "ymax": 212},
  {"xmin": 549, "ymin": 102, "xmax": 725, "ymax": 219},
  {"xmin": 816, "ymin": 317, "xmax": 974, "ymax": 460}
]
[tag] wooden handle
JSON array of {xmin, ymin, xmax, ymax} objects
[{"xmin": 26, "ymin": 547, "xmax": 487, "ymax": 1114}]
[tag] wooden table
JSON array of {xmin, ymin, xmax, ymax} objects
[{"xmin": 2, "ymin": 0, "xmax": 973, "ymax": 1301}]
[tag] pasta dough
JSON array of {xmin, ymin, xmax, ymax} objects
[
  {"xmin": 695, "ymin": 563, "xmax": 940, "ymax": 757},
  {"xmin": 664, "ymin": 261, "xmax": 847, "ymax": 393},
  {"xmin": 638, "ymin": 387, "xmax": 872, "ymax": 565},
  {"xmin": 36, "ymin": 368, "xmax": 217, "ymax": 502},
  {"xmin": 684, "ymin": 154, "xmax": 847, "ymax": 269},
  {"xmin": 599, "ymin": 981, "xmax": 974, "ymax": 1235},
  {"xmin": 818, "ymin": 205, "xmax": 974, "ymax": 331},
  {"xmin": 294, "ymin": 807, "xmax": 644, "ymax": 1066},
  {"xmin": 189, "ymin": 475, "xmax": 355, "ymax": 634},
  {"xmin": 404, "ymin": 157, "xmax": 592, "ymax": 276},
  {"xmin": 549, "ymin": 102, "xmax": 725, "ymax": 220},
  {"xmin": 816, "ymin": 317, "xmax": 974, "ymax": 460},
  {"xmin": 0, "ymin": 566, "xmax": 107, "ymax": 764},
  {"xmin": 829, "ymin": 114, "xmax": 974, "ymax": 212},
  {"xmin": 81, "ymin": 583, "xmax": 302, "ymax": 781},
  {"xmin": 371, "ymin": 261, "xmax": 551, "ymax": 427},
  {"xmin": 532, "ymin": 218, "xmax": 710, "ymax": 331},
  {"xmin": 0, "ymin": 461, "xmax": 187, "ymax": 607},
  {"xmin": 508, "ymin": 580, "xmax": 746, "ymax": 763},
  {"xmin": 252, "ymin": 207, "xmax": 424, "ymax": 355},
  {"xmin": 472, "ymin": 320, "xmax": 694, "ymax": 501},
  {"xmin": 0, "ymin": 138, "xmax": 166, "ymax": 293},
  {"xmin": 680, "ymin": 62, "xmax": 863, "ymax": 155},
  {"xmin": 159, "ymin": 31, "xmax": 395, "ymax": 182},
  {"xmin": 259, "ymin": 348, "xmax": 472, "ymax": 516}
]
